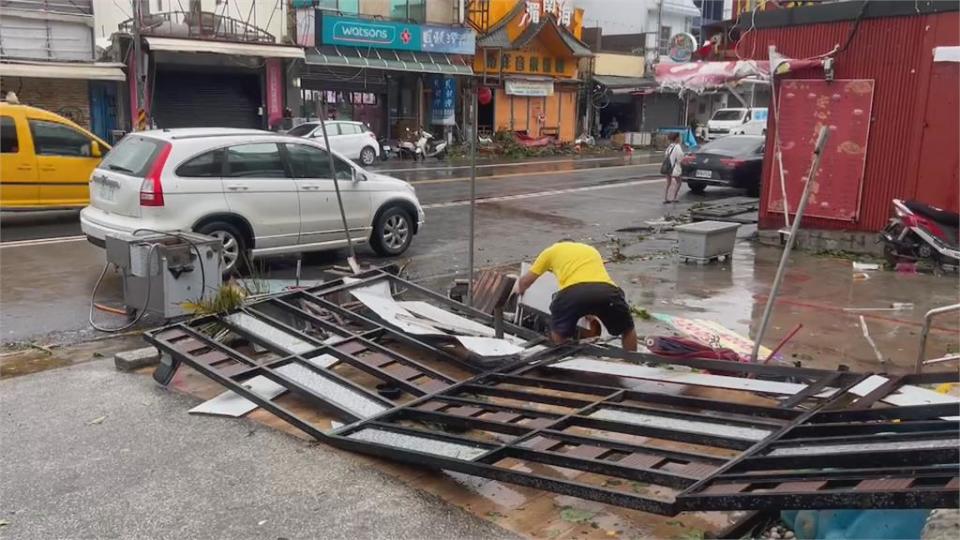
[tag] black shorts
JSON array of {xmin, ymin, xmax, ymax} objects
[{"xmin": 549, "ymin": 282, "xmax": 635, "ymax": 339}]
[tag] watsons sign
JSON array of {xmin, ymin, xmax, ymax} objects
[{"xmin": 320, "ymin": 14, "xmax": 474, "ymax": 55}]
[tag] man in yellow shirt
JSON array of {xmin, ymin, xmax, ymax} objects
[{"xmin": 516, "ymin": 240, "xmax": 638, "ymax": 351}]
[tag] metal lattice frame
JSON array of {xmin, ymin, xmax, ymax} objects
[{"xmin": 146, "ymin": 269, "xmax": 960, "ymax": 515}]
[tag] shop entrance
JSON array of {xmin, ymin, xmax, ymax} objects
[{"xmin": 478, "ymin": 88, "xmax": 495, "ymax": 136}]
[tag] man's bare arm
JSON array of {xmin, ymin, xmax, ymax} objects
[{"xmin": 516, "ymin": 271, "xmax": 540, "ymax": 295}]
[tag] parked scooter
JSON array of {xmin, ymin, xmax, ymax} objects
[
  {"xmin": 396, "ymin": 128, "xmax": 420, "ymax": 160},
  {"xmin": 415, "ymin": 127, "xmax": 447, "ymax": 160},
  {"xmin": 378, "ymin": 137, "xmax": 396, "ymax": 161},
  {"xmin": 880, "ymin": 199, "xmax": 959, "ymax": 269}
]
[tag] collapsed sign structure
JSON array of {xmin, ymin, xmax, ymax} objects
[{"xmin": 146, "ymin": 269, "xmax": 960, "ymax": 517}]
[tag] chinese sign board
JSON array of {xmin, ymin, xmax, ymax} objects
[
  {"xmin": 478, "ymin": 48, "xmax": 574, "ymax": 78},
  {"xmin": 505, "ymin": 79, "xmax": 554, "ymax": 97},
  {"xmin": 520, "ymin": 0, "xmax": 573, "ymax": 27},
  {"xmin": 320, "ymin": 14, "xmax": 475, "ymax": 55},
  {"xmin": 430, "ymin": 77, "xmax": 456, "ymax": 126}
]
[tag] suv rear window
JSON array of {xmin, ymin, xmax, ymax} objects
[{"xmin": 99, "ymin": 135, "xmax": 164, "ymax": 177}]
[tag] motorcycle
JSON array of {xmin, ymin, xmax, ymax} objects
[
  {"xmin": 378, "ymin": 137, "xmax": 396, "ymax": 161},
  {"xmin": 880, "ymin": 199, "xmax": 959, "ymax": 270},
  {"xmin": 415, "ymin": 127, "xmax": 447, "ymax": 160},
  {"xmin": 396, "ymin": 128, "xmax": 420, "ymax": 160}
]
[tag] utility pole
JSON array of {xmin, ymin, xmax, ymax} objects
[
  {"xmin": 656, "ymin": 0, "xmax": 664, "ymax": 57},
  {"xmin": 132, "ymin": 0, "xmax": 146, "ymax": 130},
  {"xmin": 466, "ymin": 82, "xmax": 478, "ymax": 306}
]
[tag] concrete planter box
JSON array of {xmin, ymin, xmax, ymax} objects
[{"xmin": 675, "ymin": 220, "xmax": 741, "ymax": 260}]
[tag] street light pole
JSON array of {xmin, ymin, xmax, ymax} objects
[{"xmin": 466, "ymin": 82, "xmax": 478, "ymax": 305}]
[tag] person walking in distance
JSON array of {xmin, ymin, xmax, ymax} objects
[
  {"xmin": 516, "ymin": 240, "xmax": 638, "ymax": 351},
  {"xmin": 662, "ymin": 132, "xmax": 685, "ymax": 203}
]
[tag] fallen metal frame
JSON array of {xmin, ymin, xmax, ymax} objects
[{"xmin": 146, "ymin": 269, "xmax": 959, "ymax": 515}]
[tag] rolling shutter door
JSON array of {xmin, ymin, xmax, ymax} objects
[{"xmin": 153, "ymin": 69, "xmax": 261, "ymax": 129}]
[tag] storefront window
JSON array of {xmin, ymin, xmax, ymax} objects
[
  {"xmin": 486, "ymin": 51, "xmax": 497, "ymax": 70},
  {"xmin": 515, "ymin": 55, "xmax": 525, "ymax": 71},
  {"xmin": 391, "ymin": 0, "xmax": 425, "ymax": 22},
  {"xmin": 542, "ymin": 58, "xmax": 552, "ymax": 73},
  {"xmin": 555, "ymin": 58, "xmax": 565, "ymax": 73},
  {"xmin": 529, "ymin": 57, "xmax": 539, "ymax": 72},
  {"xmin": 501, "ymin": 54, "xmax": 511, "ymax": 70}
]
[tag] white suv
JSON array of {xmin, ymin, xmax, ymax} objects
[
  {"xmin": 286, "ymin": 121, "xmax": 381, "ymax": 166},
  {"xmin": 80, "ymin": 128, "xmax": 424, "ymax": 272}
]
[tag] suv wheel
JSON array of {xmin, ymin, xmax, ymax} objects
[
  {"xmin": 196, "ymin": 221, "xmax": 247, "ymax": 274},
  {"xmin": 371, "ymin": 207, "xmax": 412, "ymax": 256},
  {"xmin": 359, "ymin": 146, "xmax": 377, "ymax": 166}
]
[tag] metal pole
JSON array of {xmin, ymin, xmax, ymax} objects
[
  {"xmin": 751, "ymin": 126, "xmax": 830, "ymax": 362},
  {"xmin": 132, "ymin": 0, "xmax": 144, "ymax": 130},
  {"xmin": 769, "ymin": 46, "xmax": 790, "ymax": 229},
  {"xmin": 317, "ymin": 94, "xmax": 360, "ymax": 274},
  {"xmin": 466, "ymin": 82, "xmax": 478, "ymax": 305}
]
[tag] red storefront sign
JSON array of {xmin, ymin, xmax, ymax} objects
[{"xmin": 265, "ymin": 58, "xmax": 283, "ymax": 129}]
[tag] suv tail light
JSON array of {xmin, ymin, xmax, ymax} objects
[
  {"xmin": 681, "ymin": 154, "xmax": 696, "ymax": 165},
  {"xmin": 720, "ymin": 158, "xmax": 745, "ymax": 169},
  {"xmin": 140, "ymin": 142, "xmax": 172, "ymax": 207}
]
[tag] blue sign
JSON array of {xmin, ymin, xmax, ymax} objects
[
  {"xmin": 320, "ymin": 14, "xmax": 475, "ymax": 55},
  {"xmin": 431, "ymin": 77, "xmax": 456, "ymax": 126}
]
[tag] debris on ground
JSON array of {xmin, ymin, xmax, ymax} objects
[{"xmin": 133, "ymin": 267, "xmax": 958, "ymax": 537}]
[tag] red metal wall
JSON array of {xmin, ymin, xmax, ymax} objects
[{"xmin": 741, "ymin": 11, "xmax": 960, "ymax": 232}]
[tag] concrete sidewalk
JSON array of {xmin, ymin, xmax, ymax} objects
[{"xmin": 0, "ymin": 359, "xmax": 515, "ymax": 539}]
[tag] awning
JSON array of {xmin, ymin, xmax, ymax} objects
[
  {"xmin": 593, "ymin": 75, "xmax": 655, "ymax": 90},
  {"xmin": 145, "ymin": 37, "xmax": 305, "ymax": 59},
  {"xmin": 305, "ymin": 46, "xmax": 473, "ymax": 76},
  {"xmin": 0, "ymin": 61, "xmax": 126, "ymax": 81}
]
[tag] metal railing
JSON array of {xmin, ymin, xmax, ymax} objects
[
  {"xmin": 916, "ymin": 303, "xmax": 960, "ymax": 373},
  {"xmin": 118, "ymin": 11, "xmax": 275, "ymax": 44}
]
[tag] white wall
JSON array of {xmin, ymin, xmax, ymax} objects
[
  {"xmin": 92, "ymin": 0, "xmax": 287, "ymax": 42},
  {"xmin": 1, "ymin": 15, "xmax": 94, "ymax": 61}
]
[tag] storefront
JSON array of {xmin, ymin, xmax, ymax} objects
[
  {"xmin": 471, "ymin": 1, "xmax": 592, "ymax": 142},
  {"xmin": 297, "ymin": 11, "xmax": 474, "ymax": 139},
  {"xmin": 117, "ymin": 36, "xmax": 303, "ymax": 131}
]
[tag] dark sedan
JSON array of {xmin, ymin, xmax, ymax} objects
[{"xmin": 679, "ymin": 135, "xmax": 765, "ymax": 197}]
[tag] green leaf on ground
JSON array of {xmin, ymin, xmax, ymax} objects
[
  {"xmin": 630, "ymin": 306, "xmax": 652, "ymax": 320},
  {"xmin": 559, "ymin": 506, "xmax": 597, "ymax": 524},
  {"xmin": 486, "ymin": 511, "xmax": 507, "ymax": 520},
  {"xmin": 674, "ymin": 528, "xmax": 705, "ymax": 540}
]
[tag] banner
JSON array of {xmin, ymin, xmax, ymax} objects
[
  {"xmin": 505, "ymin": 79, "xmax": 554, "ymax": 97},
  {"xmin": 265, "ymin": 58, "xmax": 284, "ymax": 129},
  {"xmin": 430, "ymin": 77, "xmax": 456, "ymax": 126},
  {"xmin": 320, "ymin": 14, "xmax": 474, "ymax": 55}
]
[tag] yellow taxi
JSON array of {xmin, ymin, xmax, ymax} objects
[{"xmin": 1, "ymin": 101, "xmax": 110, "ymax": 210}]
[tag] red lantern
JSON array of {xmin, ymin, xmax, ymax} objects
[{"xmin": 478, "ymin": 86, "xmax": 493, "ymax": 105}]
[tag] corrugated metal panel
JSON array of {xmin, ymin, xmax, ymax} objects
[{"xmin": 741, "ymin": 12, "xmax": 960, "ymax": 232}]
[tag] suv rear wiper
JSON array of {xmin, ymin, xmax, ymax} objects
[{"xmin": 107, "ymin": 164, "xmax": 135, "ymax": 173}]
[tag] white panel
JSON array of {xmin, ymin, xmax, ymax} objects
[
  {"xmin": 554, "ymin": 357, "xmax": 821, "ymax": 396},
  {"xmin": 455, "ymin": 336, "xmax": 525, "ymax": 357},
  {"xmin": 275, "ymin": 362, "xmax": 387, "ymax": 418},
  {"xmin": 189, "ymin": 376, "xmax": 286, "ymax": 417},
  {"xmin": 224, "ymin": 312, "xmax": 317, "ymax": 355},
  {"xmin": 348, "ymin": 428, "xmax": 487, "ymax": 460},
  {"xmin": 769, "ymin": 438, "xmax": 957, "ymax": 457},
  {"xmin": 590, "ymin": 408, "xmax": 771, "ymax": 441},
  {"xmin": 934, "ymin": 46, "xmax": 960, "ymax": 63},
  {"xmin": 350, "ymin": 288, "xmax": 442, "ymax": 335}
]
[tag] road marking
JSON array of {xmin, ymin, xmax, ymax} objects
[
  {"xmin": 0, "ymin": 173, "xmax": 664, "ymax": 248},
  {"xmin": 410, "ymin": 162, "xmax": 659, "ymax": 185},
  {"xmin": 0, "ymin": 235, "xmax": 86, "ymax": 249},
  {"xmin": 377, "ymin": 155, "xmax": 627, "ymax": 174},
  {"xmin": 422, "ymin": 177, "xmax": 662, "ymax": 209}
]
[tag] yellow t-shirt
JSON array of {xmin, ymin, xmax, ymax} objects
[{"xmin": 530, "ymin": 242, "xmax": 615, "ymax": 290}]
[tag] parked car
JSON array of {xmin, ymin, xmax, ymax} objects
[
  {"xmin": 679, "ymin": 135, "xmax": 765, "ymax": 197},
  {"xmin": 80, "ymin": 128, "xmax": 424, "ymax": 273},
  {"xmin": 706, "ymin": 107, "xmax": 768, "ymax": 139},
  {"xmin": 286, "ymin": 121, "xmax": 381, "ymax": 167},
  {"xmin": 1, "ymin": 102, "xmax": 110, "ymax": 210}
]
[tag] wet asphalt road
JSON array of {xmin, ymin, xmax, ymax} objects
[{"xmin": 0, "ymin": 154, "xmax": 745, "ymax": 345}]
